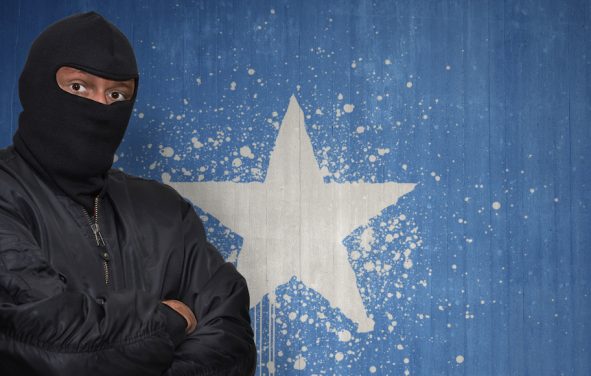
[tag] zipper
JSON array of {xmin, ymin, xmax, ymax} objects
[{"xmin": 83, "ymin": 196, "xmax": 110, "ymax": 286}]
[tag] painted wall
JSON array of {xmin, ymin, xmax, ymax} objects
[{"xmin": 1, "ymin": 1, "xmax": 590, "ymax": 375}]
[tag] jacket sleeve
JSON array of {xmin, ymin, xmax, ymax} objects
[
  {"xmin": 163, "ymin": 201, "xmax": 256, "ymax": 376},
  {"xmin": 0, "ymin": 193, "xmax": 179, "ymax": 376}
]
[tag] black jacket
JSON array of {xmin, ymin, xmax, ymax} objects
[{"xmin": 0, "ymin": 146, "xmax": 256, "ymax": 375}]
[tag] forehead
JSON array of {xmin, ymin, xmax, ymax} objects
[{"xmin": 56, "ymin": 66, "xmax": 135, "ymax": 88}]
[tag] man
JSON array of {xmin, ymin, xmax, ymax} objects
[{"xmin": 0, "ymin": 12, "xmax": 256, "ymax": 375}]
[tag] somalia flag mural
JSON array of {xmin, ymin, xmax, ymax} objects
[{"xmin": 1, "ymin": 1, "xmax": 590, "ymax": 375}]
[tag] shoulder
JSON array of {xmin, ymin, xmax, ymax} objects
[
  {"xmin": 0, "ymin": 147, "xmax": 39, "ymax": 227},
  {"xmin": 107, "ymin": 169, "xmax": 191, "ymax": 213},
  {"xmin": 0, "ymin": 146, "xmax": 17, "ymax": 162},
  {"xmin": 109, "ymin": 169, "xmax": 178, "ymax": 195},
  {"xmin": 0, "ymin": 146, "xmax": 35, "ymax": 195},
  {"xmin": 0, "ymin": 146, "xmax": 21, "ymax": 173}
]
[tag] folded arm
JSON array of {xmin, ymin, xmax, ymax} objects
[
  {"xmin": 0, "ymin": 194, "xmax": 179, "ymax": 376},
  {"xmin": 163, "ymin": 202, "xmax": 256, "ymax": 376}
]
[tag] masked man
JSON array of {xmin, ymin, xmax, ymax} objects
[{"xmin": 0, "ymin": 12, "xmax": 256, "ymax": 376}]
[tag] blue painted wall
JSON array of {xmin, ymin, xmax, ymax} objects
[{"xmin": 1, "ymin": 1, "xmax": 590, "ymax": 375}]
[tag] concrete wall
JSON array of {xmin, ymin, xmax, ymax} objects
[{"xmin": 1, "ymin": 1, "xmax": 590, "ymax": 374}]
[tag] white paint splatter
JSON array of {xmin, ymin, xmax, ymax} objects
[
  {"xmin": 232, "ymin": 158, "xmax": 242, "ymax": 167},
  {"xmin": 368, "ymin": 155, "xmax": 377, "ymax": 163},
  {"xmin": 492, "ymin": 201, "xmax": 501, "ymax": 210},
  {"xmin": 161, "ymin": 172, "xmax": 171, "ymax": 183},
  {"xmin": 343, "ymin": 104, "xmax": 355, "ymax": 113},
  {"xmin": 360, "ymin": 228, "xmax": 375, "ymax": 252},
  {"xmin": 293, "ymin": 356, "xmax": 306, "ymax": 370},
  {"xmin": 384, "ymin": 58, "xmax": 392, "ymax": 65},
  {"xmin": 240, "ymin": 146, "xmax": 255, "ymax": 159},
  {"xmin": 356, "ymin": 126, "xmax": 365, "ymax": 134},
  {"xmin": 248, "ymin": 68, "xmax": 256, "ymax": 76},
  {"xmin": 369, "ymin": 365, "xmax": 377, "ymax": 373},
  {"xmin": 403, "ymin": 259, "xmax": 413, "ymax": 269},
  {"xmin": 230, "ymin": 81, "xmax": 237, "ymax": 90},
  {"xmin": 138, "ymin": 112, "xmax": 144, "ymax": 119},
  {"xmin": 191, "ymin": 137, "xmax": 203, "ymax": 149},
  {"xmin": 406, "ymin": 81, "xmax": 413, "ymax": 88},
  {"xmin": 266, "ymin": 361, "xmax": 275, "ymax": 373},
  {"xmin": 377, "ymin": 148, "xmax": 390, "ymax": 156},
  {"xmin": 456, "ymin": 355, "xmax": 465, "ymax": 364},
  {"xmin": 335, "ymin": 352, "xmax": 344, "ymax": 362},
  {"xmin": 337, "ymin": 329, "xmax": 352, "ymax": 342},
  {"xmin": 160, "ymin": 147, "xmax": 174, "ymax": 158}
]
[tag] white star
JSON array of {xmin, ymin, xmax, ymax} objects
[{"xmin": 170, "ymin": 96, "xmax": 415, "ymax": 332}]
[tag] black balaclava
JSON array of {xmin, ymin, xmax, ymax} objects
[{"xmin": 13, "ymin": 12, "xmax": 138, "ymax": 211}]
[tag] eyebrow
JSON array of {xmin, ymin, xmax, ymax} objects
[
  {"xmin": 114, "ymin": 81, "xmax": 135, "ymax": 90},
  {"xmin": 66, "ymin": 69, "xmax": 135, "ymax": 88}
]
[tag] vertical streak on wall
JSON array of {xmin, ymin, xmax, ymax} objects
[
  {"xmin": 270, "ymin": 293, "xmax": 275, "ymax": 375},
  {"xmin": 259, "ymin": 304, "xmax": 263, "ymax": 375},
  {"xmin": 268, "ymin": 294, "xmax": 272, "ymax": 375}
]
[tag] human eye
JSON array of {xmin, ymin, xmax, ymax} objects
[
  {"xmin": 69, "ymin": 82, "xmax": 88, "ymax": 94},
  {"xmin": 107, "ymin": 90, "xmax": 128, "ymax": 103}
]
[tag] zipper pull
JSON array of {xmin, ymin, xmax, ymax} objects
[{"xmin": 90, "ymin": 223, "xmax": 106, "ymax": 247}]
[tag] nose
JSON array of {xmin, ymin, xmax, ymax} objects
[{"xmin": 89, "ymin": 92, "xmax": 108, "ymax": 105}]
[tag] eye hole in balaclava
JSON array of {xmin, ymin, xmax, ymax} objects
[
  {"xmin": 55, "ymin": 66, "xmax": 136, "ymax": 106},
  {"xmin": 13, "ymin": 12, "xmax": 139, "ymax": 212}
]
